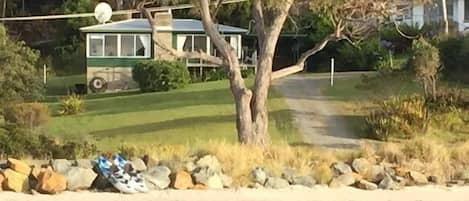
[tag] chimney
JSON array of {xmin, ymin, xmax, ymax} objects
[{"xmin": 154, "ymin": 9, "xmax": 173, "ymax": 27}]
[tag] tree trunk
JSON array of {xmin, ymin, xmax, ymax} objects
[{"xmin": 442, "ymin": 0, "xmax": 449, "ymax": 35}]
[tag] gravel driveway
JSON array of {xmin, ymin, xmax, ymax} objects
[{"xmin": 273, "ymin": 73, "xmax": 361, "ymax": 148}]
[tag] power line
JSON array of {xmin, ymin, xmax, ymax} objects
[{"xmin": 0, "ymin": 0, "xmax": 247, "ymax": 21}]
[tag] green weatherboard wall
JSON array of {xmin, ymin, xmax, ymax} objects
[{"xmin": 87, "ymin": 58, "xmax": 152, "ymax": 67}]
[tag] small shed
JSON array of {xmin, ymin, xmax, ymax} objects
[{"xmin": 79, "ymin": 11, "xmax": 248, "ymax": 93}]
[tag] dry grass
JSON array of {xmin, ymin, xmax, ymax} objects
[{"xmin": 117, "ymin": 138, "xmax": 469, "ymax": 186}]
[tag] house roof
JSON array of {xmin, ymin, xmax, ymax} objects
[{"xmin": 80, "ymin": 19, "xmax": 248, "ymax": 33}]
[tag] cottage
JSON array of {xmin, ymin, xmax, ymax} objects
[{"xmin": 79, "ymin": 10, "xmax": 248, "ymax": 93}]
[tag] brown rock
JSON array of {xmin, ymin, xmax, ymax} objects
[
  {"xmin": 36, "ymin": 170, "xmax": 67, "ymax": 194},
  {"xmin": 7, "ymin": 158, "xmax": 31, "ymax": 175},
  {"xmin": 0, "ymin": 173, "xmax": 5, "ymax": 191},
  {"xmin": 356, "ymin": 179, "xmax": 378, "ymax": 190},
  {"xmin": 192, "ymin": 184, "xmax": 207, "ymax": 190},
  {"xmin": 409, "ymin": 171, "xmax": 428, "ymax": 185},
  {"xmin": 31, "ymin": 166, "xmax": 54, "ymax": 180},
  {"xmin": 2, "ymin": 168, "xmax": 30, "ymax": 192},
  {"xmin": 171, "ymin": 171, "xmax": 194, "ymax": 190},
  {"xmin": 394, "ymin": 167, "xmax": 410, "ymax": 178}
]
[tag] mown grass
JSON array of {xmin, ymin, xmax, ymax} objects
[
  {"xmin": 45, "ymin": 77, "xmax": 301, "ymax": 150},
  {"xmin": 45, "ymin": 74, "xmax": 86, "ymax": 96}
]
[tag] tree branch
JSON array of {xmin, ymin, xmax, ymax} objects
[
  {"xmin": 271, "ymin": 34, "xmax": 337, "ymax": 80},
  {"xmin": 138, "ymin": 2, "xmax": 224, "ymax": 66}
]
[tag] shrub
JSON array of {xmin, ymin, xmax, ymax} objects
[
  {"xmin": 3, "ymin": 103, "xmax": 49, "ymax": 128},
  {"xmin": 58, "ymin": 94, "xmax": 84, "ymax": 116},
  {"xmin": 205, "ymin": 68, "xmax": 228, "ymax": 81},
  {"xmin": 409, "ymin": 38, "xmax": 441, "ymax": 99},
  {"xmin": 132, "ymin": 60, "xmax": 190, "ymax": 92},
  {"xmin": 438, "ymin": 35, "xmax": 469, "ymax": 84},
  {"xmin": 241, "ymin": 68, "xmax": 255, "ymax": 78},
  {"xmin": 365, "ymin": 95, "xmax": 428, "ymax": 141},
  {"xmin": 336, "ymin": 38, "xmax": 386, "ymax": 71}
]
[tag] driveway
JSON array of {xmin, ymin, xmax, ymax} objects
[{"xmin": 273, "ymin": 73, "xmax": 362, "ymax": 148}]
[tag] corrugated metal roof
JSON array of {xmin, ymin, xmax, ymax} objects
[{"xmin": 80, "ymin": 19, "xmax": 248, "ymax": 33}]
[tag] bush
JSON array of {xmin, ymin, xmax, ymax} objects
[
  {"xmin": 132, "ymin": 60, "xmax": 190, "ymax": 92},
  {"xmin": 241, "ymin": 68, "xmax": 255, "ymax": 78},
  {"xmin": 205, "ymin": 68, "xmax": 228, "ymax": 81},
  {"xmin": 336, "ymin": 38, "xmax": 386, "ymax": 71},
  {"xmin": 58, "ymin": 94, "xmax": 84, "ymax": 115},
  {"xmin": 365, "ymin": 95, "xmax": 428, "ymax": 141},
  {"xmin": 3, "ymin": 103, "xmax": 49, "ymax": 128},
  {"xmin": 438, "ymin": 35, "xmax": 469, "ymax": 84}
]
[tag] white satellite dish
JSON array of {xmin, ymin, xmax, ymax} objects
[{"xmin": 94, "ymin": 2, "xmax": 112, "ymax": 24}]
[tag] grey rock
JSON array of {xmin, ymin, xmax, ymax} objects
[
  {"xmin": 193, "ymin": 168, "xmax": 223, "ymax": 189},
  {"xmin": 51, "ymin": 159, "xmax": 72, "ymax": 174},
  {"xmin": 356, "ymin": 179, "xmax": 378, "ymax": 190},
  {"xmin": 143, "ymin": 166, "xmax": 171, "ymax": 190},
  {"xmin": 368, "ymin": 165, "xmax": 386, "ymax": 183},
  {"xmin": 130, "ymin": 157, "xmax": 147, "ymax": 171},
  {"xmin": 409, "ymin": 171, "xmax": 428, "ymax": 185},
  {"xmin": 331, "ymin": 162, "xmax": 352, "ymax": 176},
  {"xmin": 64, "ymin": 167, "xmax": 98, "ymax": 191},
  {"xmin": 281, "ymin": 168, "xmax": 296, "ymax": 184},
  {"xmin": 196, "ymin": 155, "xmax": 221, "ymax": 173},
  {"xmin": 329, "ymin": 173, "xmax": 356, "ymax": 188},
  {"xmin": 292, "ymin": 176, "xmax": 316, "ymax": 187},
  {"xmin": 352, "ymin": 158, "xmax": 372, "ymax": 176},
  {"xmin": 91, "ymin": 175, "xmax": 112, "ymax": 190},
  {"xmin": 185, "ymin": 161, "xmax": 197, "ymax": 173},
  {"xmin": 378, "ymin": 174, "xmax": 399, "ymax": 190},
  {"xmin": 74, "ymin": 159, "xmax": 95, "ymax": 169},
  {"xmin": 220, "ymin": 174, "xmax": 233, "ymax": 188},
  {"xmin": 264, "ymin": 177, "xmax": 289, "ymax": 189},
  {"xmin": 252, "ymin": 167, "xmax": 268, "ymax": 185}
]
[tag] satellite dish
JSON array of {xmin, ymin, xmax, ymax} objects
[{"xmin": 94, "ymin": 2, "xmax": 112, "ymax": 24}]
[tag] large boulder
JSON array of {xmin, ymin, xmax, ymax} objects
[
  {"xmin": 367, "ymin": 165, "xmax": 385, "ymax": 183},
  {"xmin": 329, "ymin": 173, "xmax": 356, "ymax": 188},
  {"xmin": 51, "ymin": 159, "xmax": 72, "ymax": 174},
  {"xmin": 352, "ymin": 158, "xmax": 372, "ymax": 176},
  {"xmin": 378, "ymin": 174, "xmax": 399, "ymax": 190},
  {"xmin": 264, "ymin": 177, "xmax": 289, "ymax": 189},
  {"xmin": 2, "ymin": 168, "xmax": 30, "ymax": 192},
  {"xmin": 281, "ymin": 168, "xmax": 296, "ymax": 184},
  {"xmin": 409, "ymin": 171, "xmax": 428, "ymax": 185},
  {"xmin": 193, "ymin": 168, "xmax": 223, "ymax": 189},
  {"xmin": 7, "ymin": 158, "xmax": 31, "ymax": 175},
  {"xmin": 64, "ymin": 167, "xmax": 97, "ymax": 191},
  {"xmin": 196, "ymin": 155, "xmax": 221, "ymax": 172},
  {"xmin": 356, "ymin": 179, "xmax": 378, "ymax": 190},
  {"xmin": 251, "ymin": 167, "xmax": 268, "ymax": 185},
  {"xmin": 74, "ymin": 159, "xmax": 95, "ymax": 169},
  {"xmin": 292, "ymin": 176, "xmax": 316, "ymax": 187},
  {"xmin": 143, "ymin": 166, "xmax": 171, "ymax": 190},
  {"xmin": 171, "ymin": 170, "xmax": 194, "ymax": 190},
  {"xmin": 331, "ymin": 162, "xmax": 352, "ymax": 176},
  {"xmin": 130, "ymin": 157, "xmax": 147, "ymax": 171},
  {"xmin": 36, "ymin": 169, "xmax": 67, "ymax": 194}
]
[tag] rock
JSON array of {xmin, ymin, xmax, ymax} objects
[
  {"xmin": 356, "ymin": 180, "xmax": 378, "ymax": 190},
  {"xmin": 51, "ymin": 159, "xmax": 72, "ymax": 174},
  {"xmin": 409, "ymin": 171, "xmax": 428, "ymax": 185},
  {"xmin": 0, "ymin": 160, "xmax": 7, "ymax": 169},
  {"xmin": 74, "ymin": 159, "xmax": 95, "ymax": 169},
  {"xmin": 7, "ymin": 158, "xmax": 31, "ymax": 175},
  {"xmin": 352, "ymin": 158, "xmax": 371, "ymax": 176},
  {"xmin": 281, "ymin": 168, "xmax": 296, "ymax": 184},
  {"xmin": 142, "ymin": 155, "xmax": 158, "ymax": 168},
  {"xmin": 329, "ymin": 173, "xmax": 356, "ymax": 188},
  {"xmin": 192, "ymin": 184, "xmax": 207, "ymax": 190},
  {"xmin": 91, "ymin": 175, "xmax": 112, "ymax": 190},
  {"xmin": 36, "ymin": 170, "xmax": 67, "ymax": 194},
  {"xmin": 0, "ymin": 173, "xmax": 4, "ymax": 191},
  {"xmin": 2, "ymin": 168, "xmax": 30, "ymax": 192},
  {"xmin": 251, "ymin": 167, "xmax": 268, "ymax": 185},
  {"xmin": 193, "ymin": 168, "xmax": 223, "ymax": 189},
  {"xmin": 220, "ymin": 174, "xmax": 233, "ymax": 188},
  {"xmin": 394, "ymin": 167, "xmax": 410, "ymax": 177},
  {"xmin": 447, "ymin": 180, "xmax": 465, "ymax": 187},
  {"xmin": 130, "ymin": 157, "xmax": 147, "ymax": 171},
  {"xmin": 292, "ymin": 176, "xmax": 316, "ymax": 187},
  {"xmin": 196, "ymin": 155, "xmax": 221, "ymax": 172},
  {"xmin": 378, "ymin": 174, "xmax": 399, "ymax": 190},
  {"xmin": 185, "ymin": 161, "xmax": 197, "ymax": 173},
  {"xmin": 264, "ymin": 177, "xmax": 289, "ymax": 189},
  {"xmin": 143, "ymin": 166, "xmax": 171, "ymax": 190},
  {"xmin": 24, "ymin": 160, "xmax": 50, "ymax": 168},
  {"xmin": 171, "ymin": 171, "xmax": 194, "ymax": 190},
  {"xmin": 331, "ymin": 162, "xmax": 352, "ymax": 176},
  {"xmin": 457, "ymin": 170, "xmax": 469, "ymax": 181},
  {"xmin": 367, "ymin": 165, "xmax": 385, "ymax": 183},
  {"xmin": 428, "ymin": 175, "xmax": 440, "ymax": 184},
  {"xmin": 64, "ymin": 167, "xmax": 97, "ymax": 191}
]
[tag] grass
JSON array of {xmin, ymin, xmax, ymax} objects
[
  {"xmin": 46, "ymin": 74, "xmax": 86, "ymax": 96},
  {"xmin": 45, "ymin": 78, "xmax": 301, "ymax": 150}
]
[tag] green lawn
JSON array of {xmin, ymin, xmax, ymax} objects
[
  {"xmin": 46, "ymin": 74, "xmax": 86, "ymax": 96},
  {"xmin": 45, "ymin": 79, "xmax": 300, "ymax": 150}
]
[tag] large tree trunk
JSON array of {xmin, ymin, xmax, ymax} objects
[{"xmin": 442, "ymin": 0, "xmax": 449, "ymax": 35}]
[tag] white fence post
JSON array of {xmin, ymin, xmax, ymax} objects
[
  {"xmin": 330, "ymin": 58, "xmax": 335, "ymax": 86},
  {"xmin": 43, "ymin": 64, "xmax": 47, "ymax": 84}
]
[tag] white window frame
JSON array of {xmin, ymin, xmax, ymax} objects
[
  {"xmin": 176, "ymin": 34, "xmax": 243, "ymax": 59},
  {"xmin": 86, "ymin": 33, "xmax": 152, "ymax": 58}
]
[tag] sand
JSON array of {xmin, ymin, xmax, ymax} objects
[{"xmin": 1, "ymin": 185, "xmax": 469, "ymax": 201}]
